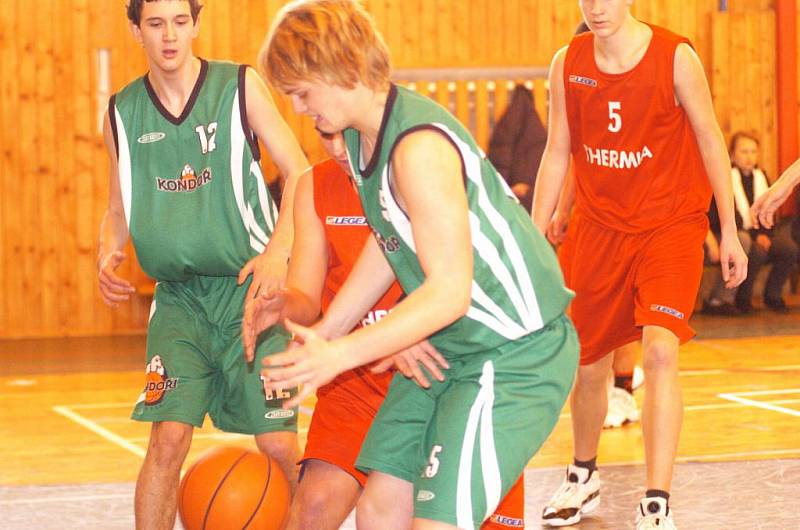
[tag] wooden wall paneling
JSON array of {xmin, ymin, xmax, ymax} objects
[
  {"xmin": 504, "ymin": 0, "xmax": 521, "ymax": 66},
  {"xmin": 228, "ymin": 0, "xmax": 248, "ymax": 66},
  {"xmin": 467, "ymin": 0, "xmax": 488, "ymax": 65},
  {"xmin": 0, "ymin": 0, "xmax": 16, "ymax": 334},
  {"xmin": 37, "ymin": 0, "xmax": 58, "ymax": 334},
  {"xmin": 537, "ymin": 0, "xmax": 555, "ymax": 67},
  {"xmin": 729, "ymin": 15, "xmax": 749, "ymax": 136},
  {"xmin": 404, "ymin": 0, "xmax": 425, "ymax": 67},
  {"xmin": 382, "ymin": 0, "xmax": 403, "ymax": 67},
  {"xmin": 18, "ymin": 0, "xmax": 42, "ymax": 337},
  {"xmin": 711, "ymin": 12, "xmax": 731, "ymax": 136},
  {"xmin": 73, "ymin": 0, "xmax": 103, "ymax": 335},
  {"xmin": 759, "ymin": 12, "xmax": 777, "ymax": 181}
]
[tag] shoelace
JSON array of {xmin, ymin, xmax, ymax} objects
[{"xmin": 547, "ymin": 480, "xmax": 580, "ymax": 509}]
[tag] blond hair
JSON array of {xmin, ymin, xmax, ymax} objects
[{"xmin": 260, "ymin": 0, "xmax": 391, "ymax": 91}]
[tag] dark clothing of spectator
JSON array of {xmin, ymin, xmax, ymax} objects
[{"xmin": 487, "ymin": 84, "xmax": 547, "ymax": 212}]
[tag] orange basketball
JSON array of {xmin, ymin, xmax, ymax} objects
[{"xmin": 178, "ymin": 446, "xmax": 290, "ymax": 530}]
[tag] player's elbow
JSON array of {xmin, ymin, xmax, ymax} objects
[{"xmin": 431, "ymin": 270, "xmax": 472, "ymax": 322}]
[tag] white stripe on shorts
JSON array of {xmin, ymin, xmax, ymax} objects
[{"xmin": 456, "ymin": 360, "xmax": 500, "ymax": 529}]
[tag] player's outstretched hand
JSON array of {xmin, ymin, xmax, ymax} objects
[
  {"xmin": 97, "ymin": 250, "xmax": 135, "ymax": 307},
  {"xmin": 261, "ymin": 319, "xmax": 346, "ymax": 409},
  {"xmin": 238, "ymin": 245, "xmax": 289, "ymax": 305},
  {"xmin": 751, "ymin": 182, "xmax": 792, "ymax": 229},
  {"xmin": 719, "ymin": 231, "xmax": 748, "ymax": 289},
  {"xmin": 242, "ymin": 289, "xmax": 287, "ymax": 363},
  {"xmin": 371, "ymin": 340, "xmax": 449, "ymax": 389}
]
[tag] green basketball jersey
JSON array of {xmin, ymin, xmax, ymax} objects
[
  {"xmin": 110, "ymin": 59, "xmax": 278, "ymax": 282},
  {"xmin": 344, "ymin": 85, "xmax": 573, "ymax": 355}
]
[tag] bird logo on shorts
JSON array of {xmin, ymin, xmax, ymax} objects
[{"xmin": 141, "ymin": 355, "xmax": 178, "ymax": 406}]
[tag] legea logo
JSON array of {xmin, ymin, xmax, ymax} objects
[
  {"xmin": 265, "ymin": 409, "xmax": 295, "ymax": 419},
  {"xmin": 138, "ymin": 132, "xmax": 166, "ymax": 144}
]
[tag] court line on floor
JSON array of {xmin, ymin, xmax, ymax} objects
[
  {"xmin": 0, "ymin": 493, "xmax": 133, "ymax": 506},
  {"xmin": 52, "ymin": 406, "xmax": 146, "ymax": 458},
  {"xmin": 51, "ymin": 404, "xmax": 315, "ymax": 460},
  {"xmin": 718, "ymin": 390, "xmax": 800, "ymax": 418}
]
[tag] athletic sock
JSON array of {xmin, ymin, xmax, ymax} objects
[
  {"xmin": 615, "ymin": 373, "xmax": 634, "ymax": 394},
  {"xmin": 573, "ymin": 456, "xmax": 597, "ymax": 473},
  {"xmin": 645, "ymin": 489, "xmax": 670, "ymax": 503}
]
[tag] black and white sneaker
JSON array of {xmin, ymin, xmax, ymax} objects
[
  {"xmin": 636, "ymin": 496, "xmax": 676, "ymax": 529},
  {"xmin": 541, "ymin": 464, "xmax": 601, "ymax": 526}
]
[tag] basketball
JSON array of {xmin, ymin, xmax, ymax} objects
[{"xmin": 178, "ymin": 446, "xmax": 290, "ymax": 530}]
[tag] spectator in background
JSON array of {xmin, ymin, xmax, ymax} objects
[
  {"xmin": 487, "ymin": 83, "xmax": 547, "ymax": 212},
  {"xmin": 705, "ymin": 131, "xmax": 797, "ymax": 314}
]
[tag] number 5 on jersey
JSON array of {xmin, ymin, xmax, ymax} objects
[{"xmin": 608, "ymin": 102, "xmax": 622, "ymax": 133}]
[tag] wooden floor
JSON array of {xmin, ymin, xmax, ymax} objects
[{"xmin": 1, "ymin": 307, "xmax": 799, "ymax": 528}]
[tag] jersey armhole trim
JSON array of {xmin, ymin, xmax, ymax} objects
[
  {"xmin": 388, "ymin": 124, "xmax": 470, "ymax": 218},
  {"xmin": 238, "ymin": 65, "xmax": 262, "ymax": 162},
  {"xmin": 108, "ymin": 94, "xmax": 119, "ymax": 160}
]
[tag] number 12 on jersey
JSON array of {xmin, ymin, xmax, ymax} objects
[{"xmin": 608, "ymin": 102, "xmax": 622, "ymax": 133}]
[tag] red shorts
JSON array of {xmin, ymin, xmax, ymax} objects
[
  {"xmin": 301, "ymin": 368, "xmax": 392, "ymax": 487},
  {"xmin": 561, "ymin": 213, "xmax": 707, "ymax": 365}
]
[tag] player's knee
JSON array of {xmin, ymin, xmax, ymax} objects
[
  {"xmin": 294, "ymin": 484, "xmax": 338, "ymax": 525},
  {"xmin": 643, "ymin": 340, "xmax": 678, "ymax": 373},
  {"xmin": 147, "ymin": 422, "xmax": 192, "ymax": 467},
  {"xmin": 255, "ymin": 432, "xmax": 298, "ymax": 466},
  {"xmin": 356, "ymin": 489, "xmax": 390, "ymax": 527},
  {"xmin": 576, "ymin": 362, "xmax": 609, "ymax": 389}
]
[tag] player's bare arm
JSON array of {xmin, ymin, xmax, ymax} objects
[
  {"xmin": 261, "ymin": 130, "xmax": 472, "ymax": 407},
  {"xmin": 238, "ymin": 68, "xmax": 310, "ymax": 298},
  {"xmin": 97, "ymin": 111, "xmax": 135, "ymax": 307},
  {"xmin": 547, "ymin": 161, "xmax": 577, "ymax": 245},
  {"xmin": 243, "ymin": 168, "xmax": 329, "ymax": 361},
  {"xmin": 532, "ymin": 47, "xmax": 572, "ymax": 233},
  {"xmin": 674, "ymin": 43, "xmax": 747, "ymax": 288},
  {"xmin": 752, "ymin": 157, "xmax": 800, "ymax": 228}
]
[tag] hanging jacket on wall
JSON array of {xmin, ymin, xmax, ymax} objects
[{"xmin": 487, "ymin": 83, "xmax": 547, "ymax": 212}]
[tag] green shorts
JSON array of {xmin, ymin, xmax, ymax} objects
[
  {"xmin": 356, "ymin": 314, "xmax": 578, "ymax": 529},
  {"xmin": 131, "ymin": 276, "xmax": 296, "ymax": 434}
]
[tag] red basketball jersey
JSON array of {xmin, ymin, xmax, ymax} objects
[
  {"xmin": 312, "ymin": 158, "xmax": 403, "ymax": 399},
  {"xmin": 564, "ymin": 25, "xmax": 711, "ymax": 233}
]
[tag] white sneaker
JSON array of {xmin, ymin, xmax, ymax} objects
[
  {"xmin": 636, "ymin": 496, "xmax": 676, "ymax": 529},
  {"xmin": 604, "ymin": 386, "xmax": 640, "ymax": 428},
  {"xmin": 633, "ymin": 365, "xmax": 645, "ymax": 390},
  {"xmin": 541, "ymin": 464, "xmax": 601, "ymax": 526}
]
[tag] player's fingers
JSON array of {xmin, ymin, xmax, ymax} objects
[
  {"xmin": 238, "ymin": 258, "xmax": 255, "ymax": 285},
  {"xmin": 406, "ymin": 357, "xmax": 431, "ymax": 388},
  {"xmin": 262, "ymin": 348, "xmax": 306, "ymax": 368},
  {"xmin": 420, "ymin": 341, "xmax": 449, "ymax": 369},
  {"xmin": 100, "ymin": 267, "xmax": 135, "ymax": 291},
  {"xmin": 720, "ymin": 255, "xmax": 731, "ymax": 282},
  {"xmin": 418, "ymin": 355, "xmax": 445, "ymax": 382},
  {"xmin": 284, "ymin": 319, "xmax": 317, "ymax": 345},
  {"xmin": 261, "ymin": 363, "xmax": 311, "ymax": 390},
  {"xmin": 394, "ymin": 356, "xmax": 414, "ymax": 379},
  {"xmin": 283, "ymin": 386, "xmax": 312, "ymax": 409}
]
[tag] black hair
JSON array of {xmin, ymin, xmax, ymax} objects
[{"xmin": 126, "ymin": 0, "xmax": 203, "ymax": 26}]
